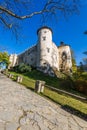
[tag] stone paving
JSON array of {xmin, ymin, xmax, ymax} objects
[{"xmin": 0, "ymin": 73, "xmax": 87, "ymax": 130}]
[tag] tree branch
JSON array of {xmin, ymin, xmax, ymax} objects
[
  {"xmin": 0, "ymin": 0, "xmax": 79, "ymax": 20},
  {"xmin": 0, "ymin": 6, "xmax": 50, "ymax": 19},
  {"xmin": 0, "ymin": 0, "xmax": 80, "ymax": 29},
  {"xmin": 0, "ymin": 16, "xmax": 12, "ymax": 28}
]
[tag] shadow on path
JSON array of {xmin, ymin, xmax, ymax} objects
[{"xmin": 42, "ymin": 94, "xmax": 87, "ymax": 121}]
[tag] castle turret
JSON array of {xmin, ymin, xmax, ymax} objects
[
  {"xmin": 37, "ymin": 26, "xmax": 53, "ymax": 69},
  {"xmin": 8, "ymin": 54, "xmax": 18, "ymax": 69},
  {"xmin": 36, "ymin": 26, "xmax": 59, "ymax": 75}
]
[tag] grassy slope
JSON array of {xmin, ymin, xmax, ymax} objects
[
  {"xmin": 44, "ymin": 88, "xmax": 87, "ymax": 117},
  {"xmin": 11, "ymin": 70, "xmax": 61, "ymax": 88},
  {"xmin": 12, "ymin": 70, "xmax": 87, "ymax": 96},
  {"xmin": 10, "ymin": 70, "xmax": 87, "ymax": 119}
]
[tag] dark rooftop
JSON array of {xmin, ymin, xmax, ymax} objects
[{"xmin": 37, "ymin": 26, "xmax": 53, "ymax": 34}]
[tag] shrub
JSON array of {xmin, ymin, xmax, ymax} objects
[
  {"xmin": 75, "ymin": 80, "xmax": 87, "ymax": 94},
  {"xmin": 13, "ymin": 63, "xmax": 31, "ymax": 73},
  {"xmin": 60, "ymin": 78, "xmax": 75, "ymax": 90},
  {"xmin": 12, "ymin": 65, "xmax": 19, "ymax": 72}
]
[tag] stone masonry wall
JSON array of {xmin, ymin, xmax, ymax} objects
[{"xmin": 18, "ymin": 45, "xmax": 37, "ymax": 67}]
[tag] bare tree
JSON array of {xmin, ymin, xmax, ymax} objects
[{"xmin": 0, "ymin": 0, "xmax": 80, "ymax": 29}]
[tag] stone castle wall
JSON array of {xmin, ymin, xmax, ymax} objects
[{"xmin": 18, "ymin": 45, "xmax": 37, "ymax": 67}]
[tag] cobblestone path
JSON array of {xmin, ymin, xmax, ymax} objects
[{"xmin": 0, "ymin": 73, "xmax": 87, "ymax": 130}]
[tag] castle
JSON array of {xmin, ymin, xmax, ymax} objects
[{"xmin": 9, "ymin": 26, "xmax": 72, "ymax": 76}]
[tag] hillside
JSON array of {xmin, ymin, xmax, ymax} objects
[{"xmin": 10, "ymin": 69, "xmax": 87, "ymax": 97}]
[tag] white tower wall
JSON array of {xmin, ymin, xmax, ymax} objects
[
  {"xmin": 37, "ymin": 27, "xmax": 53, "ymax": 68},
  {"xmin": 52, "ymin": 42, "xmax": 59, "ymax": 70},
  {"xmin": 8, "ymin": 54, "xmax": 18, "ymax": 69}
]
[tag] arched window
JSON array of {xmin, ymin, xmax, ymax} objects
[
  {"xmin": 60, "ymin": 51, "xmax": 67, "ymax": 71},
  {"xmin": 62, "ymin": 51, "xmax": 67, "ymax": 60},
  {"xmin": 47, "ymin": 48, "xmax": 50, "ymax": 53}
]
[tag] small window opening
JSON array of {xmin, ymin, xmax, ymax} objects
[
  {"xmin": 44, "ymin": 31, "xmax": 47, "ymax": 33},
  {"xmin": 47, "ymin": 48, "xmax": 50, "ymax": 53},
  {"xmin": 43, "ymin": 36, "xmax": 46, "ymax": 41}
]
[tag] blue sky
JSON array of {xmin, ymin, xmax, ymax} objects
[{"xmin": 0, "ymin": 1, "xmax": 87, "ymax": 65}]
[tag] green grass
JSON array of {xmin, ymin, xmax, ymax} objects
[
  {"xmin": 10, "ymin": 70, "xmax": 61, "ymax": 87},
  {"xmin": 9, "ymin": 71, "xmax": 35, "ymax": 90},
  {"xmin": 44, "ymin": 88, "xmax": 87, "ymax": 116},
  {"xmin": 10, "ymin": 70, "xmax": 87, "ymax": 97},
  {"xmin": 22, "ymin": 76, "xmax": 35, "ymax": 90},
  {"xmin": 9, "ymin": 70, "xmax": 87, "ymax": 119}
]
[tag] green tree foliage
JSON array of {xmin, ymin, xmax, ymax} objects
[
  {"xmin": 72, "ymin": 58, "xmax": 77, "ymax": 73},
  {"xmin": 0, "ymin": 52, "xmax": 10, "ymax": 68},
  {"xmin": 18, "ymin": 63, "xmax": 31, "ymax": 73},
  {"xmin": 71, "ymin": 50, "xmax": 77, "ymax": 73},
  {"xmin": 13, "ymin": 63, "xmax": 31, "ymax": 73}
]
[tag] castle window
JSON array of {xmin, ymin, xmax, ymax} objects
[
  {"xmin": 62, "ymin": 52, "xmax": 67, "ymax": 60},
  {"xmin": 43, "ymin": 36, "xmax": 46, "ymax": 41},
  {"xmin": 44, "ymin": 31, "xmax": 47, "ymax": 33},
  {"xmin": 43, "ymin": 62, "xmax": 47, "ymax": 66},
  {"xmin": 47, "ymin": 48, "xmax": 50, "ymax": 53},
  {"xmin": 31, "ymin": 58, "xmax": 33, "ymax": 61}
]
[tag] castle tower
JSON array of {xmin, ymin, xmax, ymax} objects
[
  {"xmin": 58, "ymin": 42, "xmax": 72, "ymax": 72},
  {"xmin": 37, "ymin": 26, "xmax": 53, "ymax": 70},
  {"xmin": 8, "ymin": 54, "xmax": 18, "ymax": 69}
]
